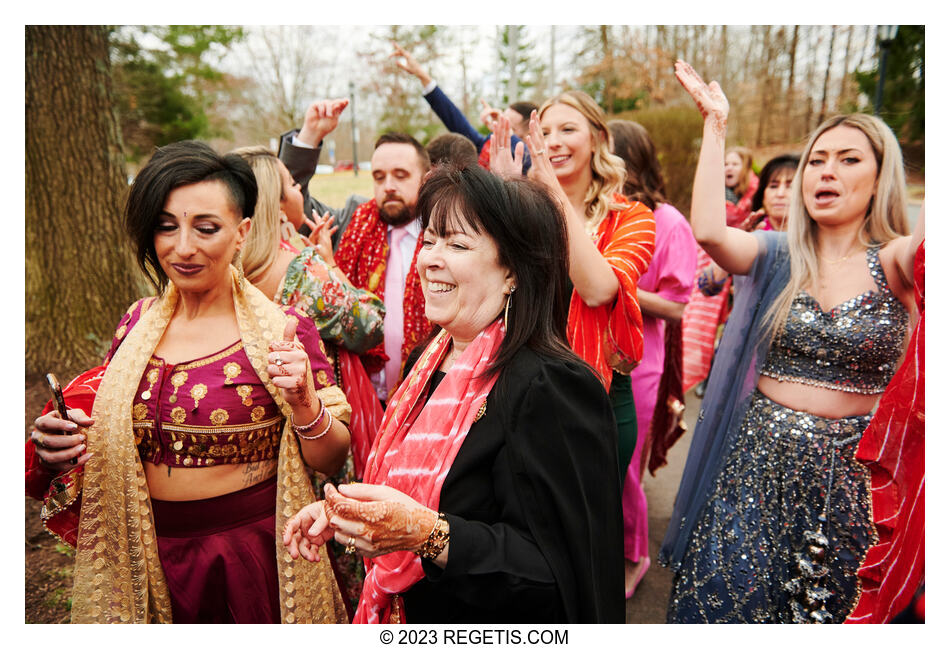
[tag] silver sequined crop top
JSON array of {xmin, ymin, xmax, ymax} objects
[{"xmin": 759, "ymin": 245, "xmax": 908, "ymax": 394}]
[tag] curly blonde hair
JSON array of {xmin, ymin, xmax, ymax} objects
[
  {"xmin": 539, "ymin": 91, "xmax": 627, "ymax": 228},
  {"xmin": 764, "ymin": 113, "xmax": 910, "ymax": 342}
]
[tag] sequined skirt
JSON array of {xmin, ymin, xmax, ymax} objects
[{"xmin": 668, "ymin": 391, "xmax": 875, "ymax": 623}]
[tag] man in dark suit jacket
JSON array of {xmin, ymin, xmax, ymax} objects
[
  {"xmin": 278, "ymin": 98, "xmax": 364, "ymax": 247},
  {"xmin": 390, "ymin": 41, "xmax": 534, "ymax": 176}
]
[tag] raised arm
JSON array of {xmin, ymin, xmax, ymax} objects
[
  {"xmin": 391, "ymin": 41, "xmax": 486, "ymax": 147},
  {"xmin": 280, "ymin": 99, "xmax": 352, "ymax": 231},
  {"xmin": 296, "ymin": 98, "xmax": 349, "ymax": 149},
  {"xmin": 674, "ymin": 60, "xmax": 759, "ymax": 275}
]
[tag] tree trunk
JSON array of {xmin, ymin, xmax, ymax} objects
[
  {"xmin": 839, "ymin": 25, "xmax": 854, "ymax": 110},
  {"xmin": 26, "ymin": 26, "xmax": 144, "ymax": 378},
  {"xmin": 818, "ymin": 26, "xmax": 838, "ymax": 125},
  {"xmin": 506, "ymin": 25, "xmax": 519, "ymax": 105},
  {"xmin": 600, "ymin": 25, "xmax": 613, "ymax": 113},
  {"xmin": 720, "ymin": 26, "xmax": 728, "ymax": 86},
  {"xmin": 756, "ymin": 26, "xmax": 773, "ymax": 146},
  {"xmin": 804, "ymin": 27, "xmax": 818, "ymax": 132},
  {"xmin": 786, "ymin": 25, "xmax": 799, "ymax": 140}
]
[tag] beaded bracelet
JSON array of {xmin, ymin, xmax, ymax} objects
[
  {"xmin": 415, "ymin": 512, "xmax": 450, "ymax": 560},
  {"xmin": 297, "ymin": 410, "xmax": 333, "ymax": 441}
]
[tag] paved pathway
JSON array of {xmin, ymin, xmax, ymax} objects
[{"xmin": 625, "ymin": 389, "xmax": 700, "ymax": 623}]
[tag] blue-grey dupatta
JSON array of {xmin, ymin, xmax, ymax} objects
[{"xmin": 659, "ymin": 230, "xmax": 791, "ymax": 570}]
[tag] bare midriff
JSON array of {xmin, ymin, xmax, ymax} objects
[
  {"xmin": 144, "ymin": 459, "xmax": 278, "ymax": 501},
  {"xmin": 756, "ymin": 375, "xmax": 879, "ymax": 419}
]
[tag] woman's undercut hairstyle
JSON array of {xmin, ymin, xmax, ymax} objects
[
  {"xmin": 607, "ymin": 119, "xmax": 667, "ymax": 211},
  {"xmin": 416, "ymin": 163, "xmax": 583, "ymax": 378},
  {"xmin": 750, "ymin": 153, "xmax": 800, "ymax": 213},
  {"xmin": 125, "ymin": 140, "xmax": 257, "ymax": 292}
]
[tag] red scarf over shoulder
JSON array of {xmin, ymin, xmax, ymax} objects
[{"xmin": 334, "ymin": 199, "xmax": 430, "ymax": 376}]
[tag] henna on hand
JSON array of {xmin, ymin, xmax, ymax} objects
[
  {"xmin": 674, "ymin": 60, "xmax": 728, "ymax": 141},
  {"xmin": 325, "ymin": 484, "xmax": 437, "ymax": 554},
  {"xmin": 268, "ymin": 316, "xmax": 318, "ymax": 409}
]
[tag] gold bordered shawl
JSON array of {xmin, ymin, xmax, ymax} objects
[{"xmin": 70, "ymin": 269, "xmax": 348, "ymax": 623}]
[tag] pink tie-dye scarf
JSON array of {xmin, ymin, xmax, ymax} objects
[{"xmin": 355, "ymin": 319, "xmax": 505, "ymax": 623}]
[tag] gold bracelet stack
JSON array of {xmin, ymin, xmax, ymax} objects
[{"xmin": 416, "ymin": 511, "xmax": 450, "ymax": 560}]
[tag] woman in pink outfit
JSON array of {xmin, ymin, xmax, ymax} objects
[{"xmin": 608, "ymin": 121, "xmax": 697, "ymax": 597}]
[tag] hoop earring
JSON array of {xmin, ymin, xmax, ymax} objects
[{"xmin": 503, "ymin": 285, "xmax": 516, "ymax": 331}]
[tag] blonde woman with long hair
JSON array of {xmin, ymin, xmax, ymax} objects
[
  {"xmin": 660, "ymin": 61, "xmax": 922, "ymax": 623},
  {"xmin": 234, "ymin": 145, "xmax": 388, "ymax": 613},
  {"xmin": 491, "ymin": 90, "xmax": 655, "ymax": 516}
]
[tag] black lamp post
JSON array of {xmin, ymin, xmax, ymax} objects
[{"xmin": 874, "ymin": 25, "xmax": 899, "ymax": 116}]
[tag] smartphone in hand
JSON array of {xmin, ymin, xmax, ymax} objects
[{"xmin": 45, "ymin": 373, "xmax": 69, "ymax": 425}]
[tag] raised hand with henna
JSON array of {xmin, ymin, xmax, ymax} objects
[
  {"xmin": 673, "ymin": 60, "xmax": 729, "ymax": 140},
  {"xmin": 267, "ymin": 316, "xmax": 317, "ymax": 410}
]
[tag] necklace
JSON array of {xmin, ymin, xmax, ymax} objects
[{"xmin": 819, "ymin": 243, "xmax": 864, "ymax": 264}]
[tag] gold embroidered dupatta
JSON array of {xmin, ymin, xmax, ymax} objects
[{"xmin": 71, "ymin": 269, "xmax": 347, "ymax": 623}]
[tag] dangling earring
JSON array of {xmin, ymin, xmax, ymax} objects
[
  {"xmin": 232, "ymin": 249, "xmax": 246, "ymax": 292},
  {"xmin": 279, "ymin": 210, "xmax": 296, "ymax": 241},
  {"xmin": 503, "ymin": 285, "xmax": 516, "ymax": 331}
]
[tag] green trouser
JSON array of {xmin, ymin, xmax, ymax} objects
[{"xmin": 609, "ymin": 371, "xmax": 637, "ymax": 486}]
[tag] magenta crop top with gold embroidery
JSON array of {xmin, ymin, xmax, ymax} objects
[{"xmin": 106, "ymin": 298, "xmax": 340, "ymax": 467}]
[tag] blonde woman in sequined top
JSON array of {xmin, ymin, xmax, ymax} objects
[{"xmin": 660, "ymin": 61, "xmax": 923, "ymax": 623}]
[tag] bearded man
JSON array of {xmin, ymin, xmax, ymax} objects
[{"xmin": 280, "ymin": 102, "xmax": 432, "ymax": 402}]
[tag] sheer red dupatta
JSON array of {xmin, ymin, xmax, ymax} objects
[
  {"xmin": 354, "ymin": 320, "xmax": 505, "ymax": 623},
  {"xmin": 25, "ymin": 366, "xmax": 106, "ymax": 546}
]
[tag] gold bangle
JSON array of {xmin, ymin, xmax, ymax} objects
[{"xmin": 415, "ymin": 511, "xmax": 450, "ymax": 560}]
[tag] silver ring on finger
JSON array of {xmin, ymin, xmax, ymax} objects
[{"xmin": 275, "ymin": 355, "xmax": 283, "ymax": 367}]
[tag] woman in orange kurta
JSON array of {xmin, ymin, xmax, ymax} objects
[{"xmin": 491, "ymin": 91, "xmax": 655, "ymax": 477}]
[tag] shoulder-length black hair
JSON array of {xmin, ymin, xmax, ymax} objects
[
  {"xmin": 750, "ymin": 153, "xmax": 801, "ymax": 213},
  {"xmin": 125, "ymin": 140, "xmax": 258, "ymax": 292},
  {"xmin": 415, "ymin": 163, "xmax": 582, "ymax": 377}
]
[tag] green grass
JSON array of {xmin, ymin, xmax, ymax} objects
[
  {"xmin": 53, "ymin": 542, "xmax": 75, "ymax": 557},
  {"xmin": 305, "ymin": 172, "xmax": 374, "ymax": 210},
  {"xmin": 44, "ymin": 586, "xmax": 72, "ymax": 610}
]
